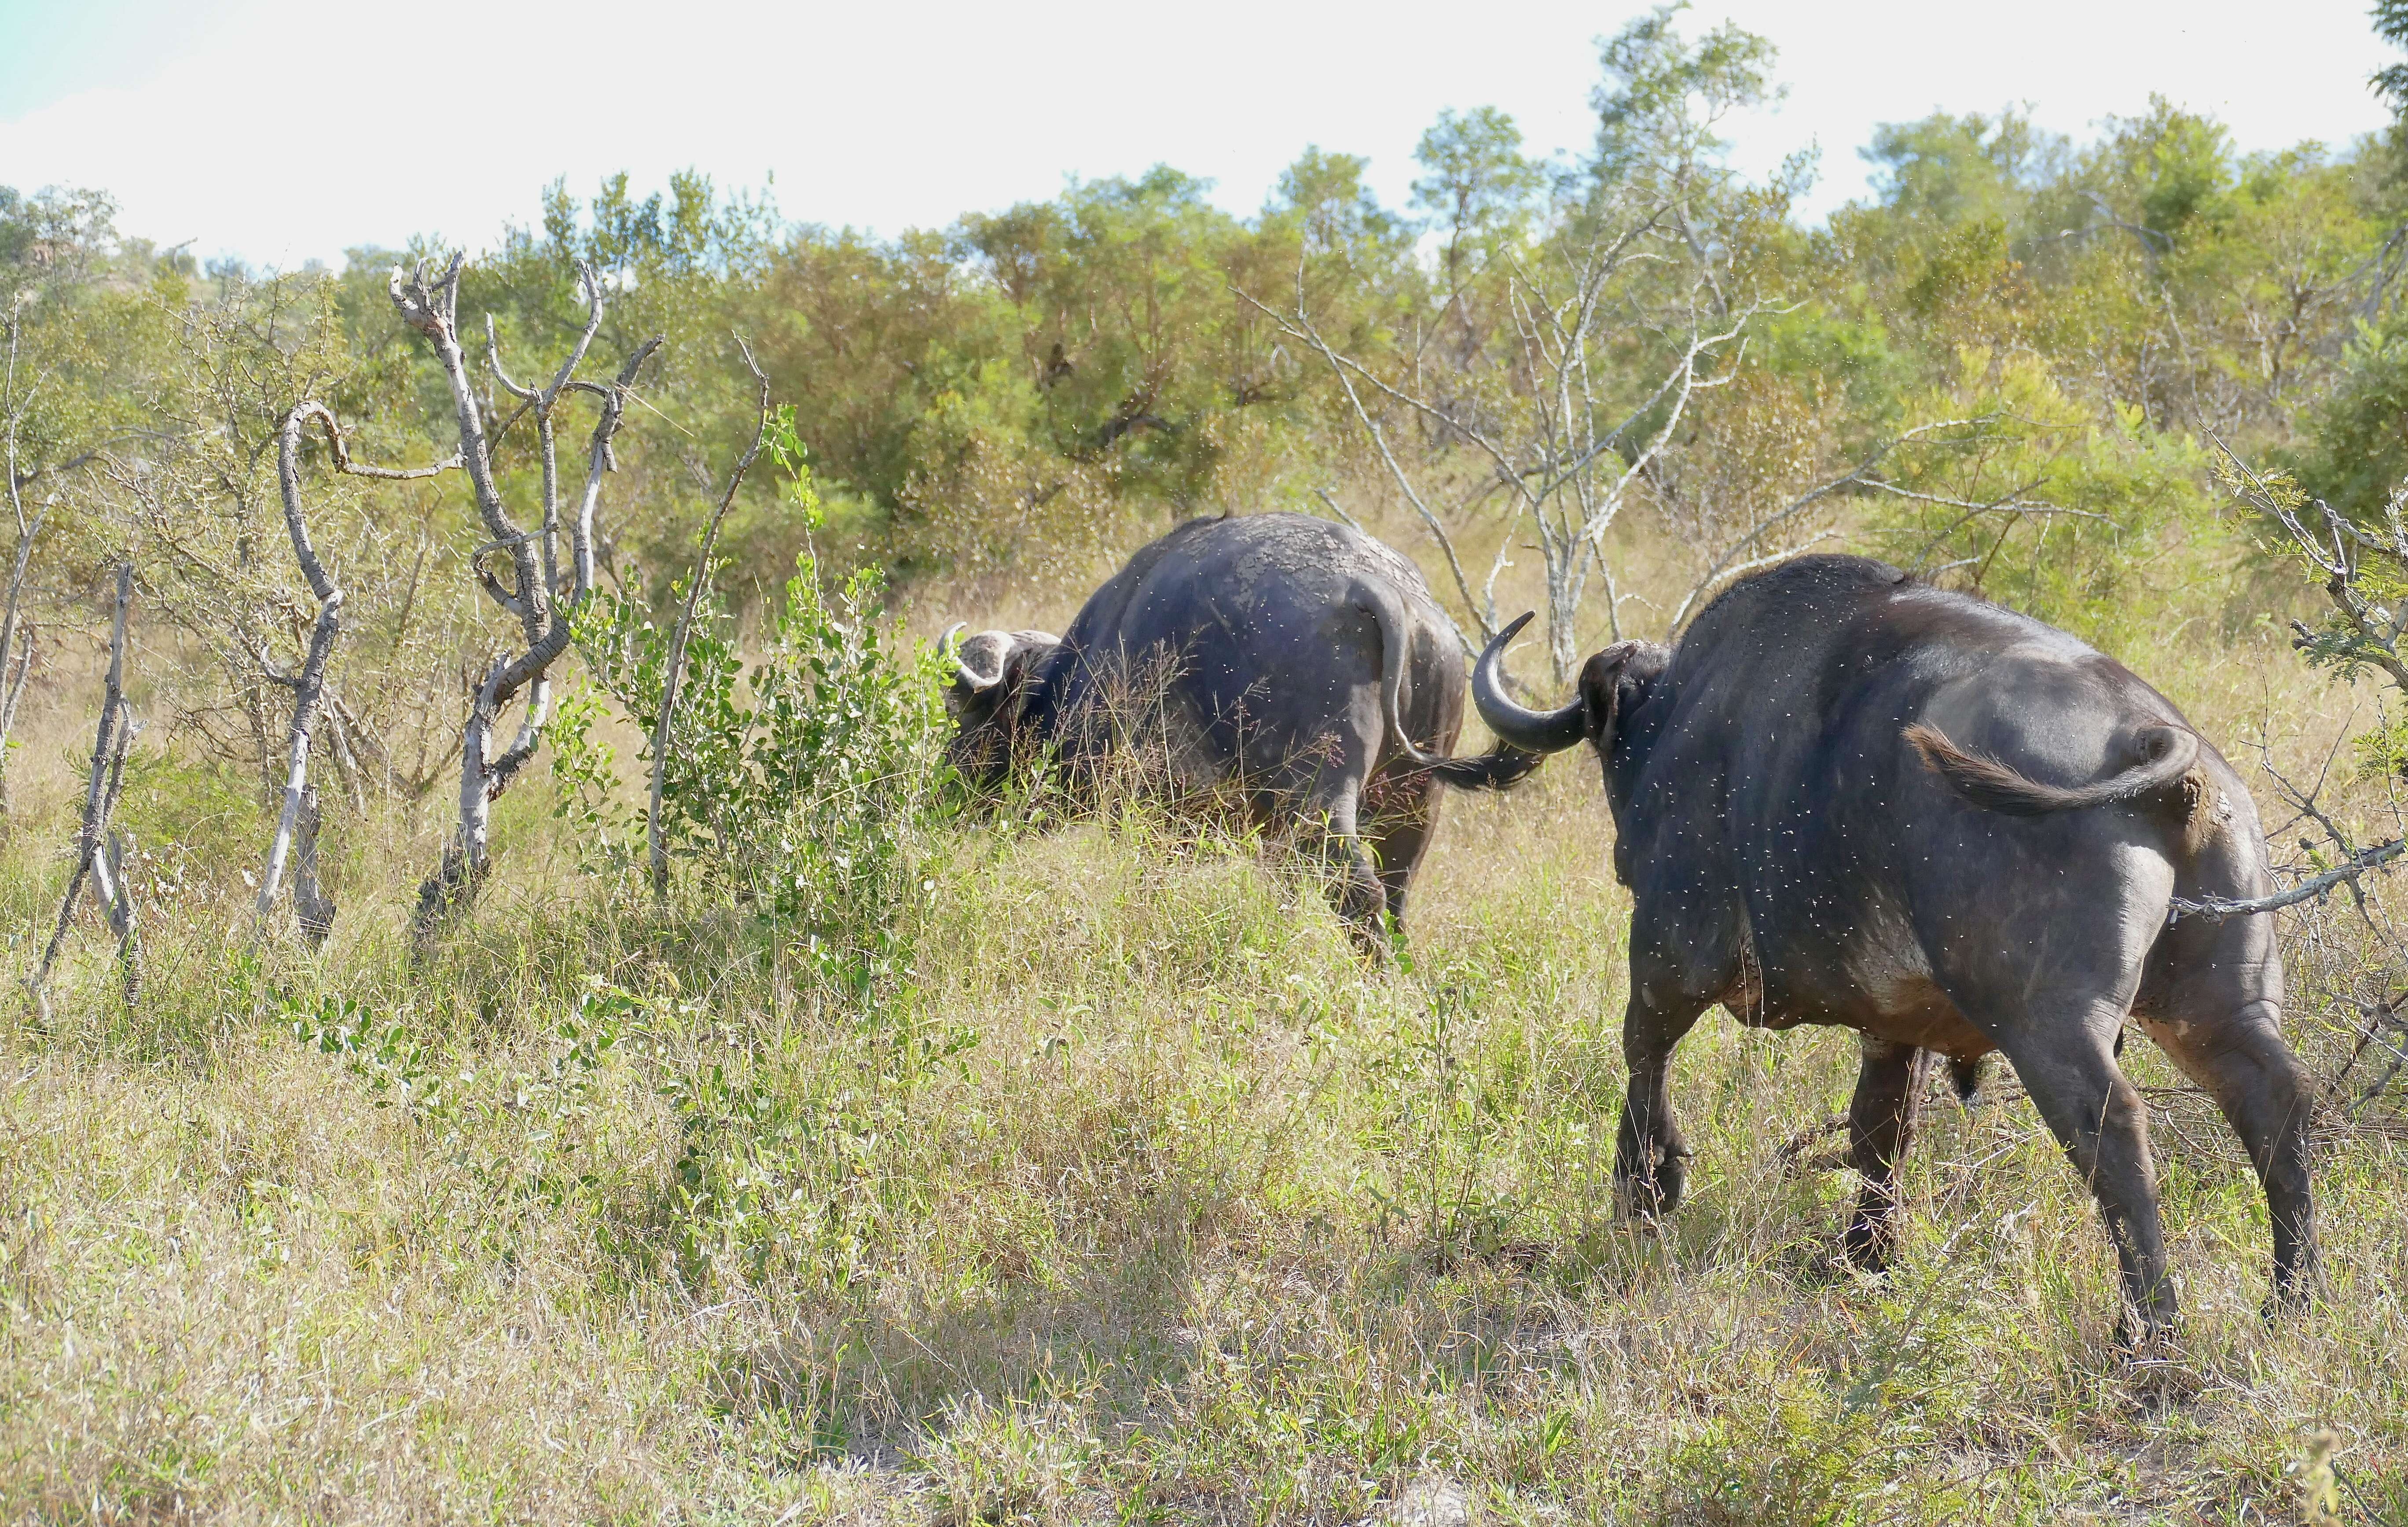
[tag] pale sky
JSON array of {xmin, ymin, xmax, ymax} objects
[{"xmin": 0, "ymin": 0, "xmax": 2394, "ymax": 269}]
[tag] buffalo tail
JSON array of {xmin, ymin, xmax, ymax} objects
[
  {"xmin": 1421, "ymin": 747, "xmax": 1549, "ymax": 791},
  {"xmin": 1354, "ymin": 580, "xmax": 1546, "ymax": 790},
  {"xmin": 1905, "ymin": 720, "xmax": 2199, "ymax": 817},
  {"xmin": 1354, "ymin": 578, "xmax": 1444, "ymax": 768}
]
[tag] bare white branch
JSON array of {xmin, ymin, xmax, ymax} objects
[
  {"xmin": 392, "ymin": 255, "xmax": 662, "ymax": 938},
  {"xmin": 2169, "ymin": 837, "xmax": 2408, "ymax": 924},
  {"xmin": 29, "ymin": 562, "xmax": 137, "ymax": 1017}
]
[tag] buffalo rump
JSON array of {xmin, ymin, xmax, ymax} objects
[{"xmin": 1472, "ymin": 554, "xmax": 2316, "ymax": 1339}]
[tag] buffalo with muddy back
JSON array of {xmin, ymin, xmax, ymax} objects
[
  {"xmin": 1472, "ymin": 553, "xmax": 2316, "ymax": 1341},
  {"xmin": 943, "ymin": 511, "xmax": 1534, "ymax": 953}
]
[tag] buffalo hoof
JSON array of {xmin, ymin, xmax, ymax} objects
[
  {"xmin": 1614, "ymin": 1153, "xmax": 1688, "ymax": 1219},
  {"xmin": 1839, "ymin": 1217, "xmax": 1898, "ymax": 1274},
  {"xmin": 1343, "ymin": 927, "xmax": 1397, "ymax": 967},
  {"xmin": 2114, "ymin": 1341, "xmax": 2200, "ymax": 1412},
  {"xmin": 2111, "ymin": 1304, "xmax": 2184, "ymax": 1356},
  {"xmin": 2260, "ymin": 1271, "xmax": 2320, "ymax": 1324}
]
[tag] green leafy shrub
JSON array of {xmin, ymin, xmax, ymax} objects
[
  {"xmin": 573, "ymin": 552, "xmax": 945, "ymax": 987},
  {"xmin": 1867, "ymin": 349, "xmax": 2229, "ymax": 658}
]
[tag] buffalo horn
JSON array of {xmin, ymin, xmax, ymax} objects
[
  {"xmin": 940, "ymin": 622, "xmax": 1002, "ymax": 692},
  {"xmin": 1471, "ymin": 612, "xmax": 1586, "ymax": 754}
]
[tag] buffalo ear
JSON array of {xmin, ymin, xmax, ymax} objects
[
  {"xmin": 985, "ymin": 643, "xmax": 1048, "ymax": 732},
  {"xmin": 1003, "ymin": 643, "xmax": 1046, "ymax": 690},
  {"xmin": 1577, "ymin": 640, "xmax": 1668, "ymax": 751},
  {"xmin": 1576, "ymin": 643, "xmax": 1633, "ymax": 748}
]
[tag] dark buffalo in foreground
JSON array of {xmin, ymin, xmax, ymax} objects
[
  {"xmin": 1472, "ymin": 554, "xmax": 2315, "ymax": 1339},
  {"xmin": 943, "ymin": 511, "xmax": 1533, "ymax": 950}
]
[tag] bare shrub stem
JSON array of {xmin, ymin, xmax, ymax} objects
[
  {"xmin": 29, "ymin": 562, "xmax": 137, "ymax": 1017},
  {"xmin": 0, "ymin": 304, "xmax": 50, "ymax": 824},
  {"xmin": 652, "ymin": 337, "xmax": 771, "ymax": 902},
  {"xmin": 255, "ymin": 403, "xmax": 457, "ymax": 942}
]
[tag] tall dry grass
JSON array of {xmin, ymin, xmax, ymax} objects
[{"xmin": 1, "ymin": 511, "xmax": 2404, "ymax": 1523}]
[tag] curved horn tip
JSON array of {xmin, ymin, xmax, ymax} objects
[
  {"xmin": 938, "ymin": 622, "xmax": 968, "ymax": 657},
  {"xmin": 1470, "ymin": 612, "xmax": 1586, "ymax": 756}
]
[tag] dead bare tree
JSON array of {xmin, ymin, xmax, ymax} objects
[
  {"xmin": 253, "ymin": 401, "xmax": 457, "ymax": 943},
  {"xmin": 1244, "ymin": 205, "xmax": 1762, "ymax": 681},
  {"xmin": 1252, "ymin": 260, "xmax": 2079, "ymax": 689},
  {"xmin": 651, "ymin": 337, "xmax": 771, "ymax": 902},
  {"xmin": 123, "ymin": 277, "xmax": 468, "ymax": 812},
  {"xmin": 389, "ymin": 255, "xmax": 660, "ymax": 936},
  {"xmin": 28, "ymin": 562, "xmax": 138, "ymax": 1018}
]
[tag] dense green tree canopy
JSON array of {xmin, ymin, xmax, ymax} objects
[{"xmin": 8, "ymin": 2, "xmax": 2408, "ymax": 782}]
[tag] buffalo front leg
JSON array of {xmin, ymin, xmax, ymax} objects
[
  {"xmin": 1615, "ymin": 985, "xmax": 1708, "ymax": 1218},
  {"xmin": 2001, "ymin": 1019, "xmax": 2177, "ymax": 1342},
  {"xmin": 1842, "ymin": 1038, "xmax": 1936, "ymax": 1271}
]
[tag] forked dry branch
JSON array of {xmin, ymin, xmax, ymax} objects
[
  {"xmin": 388, "ymin": 255, "xmax": 661, "ymax": 938},
  {"xmin": 1238, "ymin": 214, "xmax": 1758, "ymax": 678},
  {"xmin": 1245, "ymin": 240, "xmax": 2080, "ymax": 681},
  {"xmin": 28, "ymin": 562, "xmax": 139, "ymax": 1017},
  {"xmin": 255, "ymin": 401, "xmax": 459, "ymax": 943},
  {"xmin": 2171, "ymin": 445, "xmax": 2408, "ymax": 923}
]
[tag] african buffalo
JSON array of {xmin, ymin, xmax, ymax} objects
[
  {"xmin": 942, "ymin": 511, "xmax": 1532, "ymax": 953},
  {"xmin": 1471, "ymin": 553, "xmax": 2316, "ymax": 1339}
]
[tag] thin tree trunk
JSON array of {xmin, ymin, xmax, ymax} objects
[
  {"xmin": 257, "ymin": 401, "xmax": 454, "ymax": 939},
  {"xmin": 0, "ymin": 619, "xmax": 34, "ymax": 824},
  {"xmin": 29, "ymin": 562, "xmax": 134, "ymax": 1019},
  {"xmin": 257, "ymin": 594, "xmax": 341, "ymax": 923},
  {"xmin": 652, "ymin": 336, "xmax": 771, "ymax": 901},
  {"xmin": 292, "ymin": 785, "xmax": 334, "ymax": 949},
  {"xmin": 0, "ymin": 311, "xmax": 50, "ymax": 827},
  {"xmin": 89, "ymin": 828, "xmax": 140, "ymax": 1006}
]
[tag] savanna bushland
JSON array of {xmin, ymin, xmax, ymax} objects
[{"xmin": 7, "ymin": 5, "xmax": 2408, "ymax": 1520}]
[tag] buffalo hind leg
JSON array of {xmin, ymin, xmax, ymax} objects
[
  {"xmin": 2142, "ymin": 1006, "xmax": 2320, "ymax": 1313},
  {"xmin": 1616, "ymin": 986, "xmax": 1709, "ymax": 1218},
  {"xmin": 1843, "ymin": 1038, "xmax": 1936, "ymax": 1271},
  {"xmin": 1368, "ymin": 811, "xmax": 1433, "ymax": 942},
  {"xmin": 2137, "ymin": 839, "xmax": 2318, "ymax": 1311},
  {"xmin": 1327, "ymin": 832, "xmax": 1388, "ymax": 959},
  {"xmin": 1308, "ymin": 781, "xmax": 1390, "ymax": 960},
  {"xmin": 1998, "ymin": 1016, "xmax": 2177, "ymax": 1343}
]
